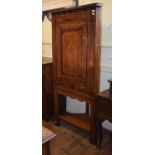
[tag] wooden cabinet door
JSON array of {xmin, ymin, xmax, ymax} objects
[{"xmin": 54, "ymin": 12, "xmax": 91, "ymax": 92}]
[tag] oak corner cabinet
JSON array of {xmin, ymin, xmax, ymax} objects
[{"xmin": 52, "ymin": 3, "xmax": 102, "ymax": 144}]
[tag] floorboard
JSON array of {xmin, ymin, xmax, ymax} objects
[{"xmin": 43, "ymin": 120, "xmax": 112, "ymax": 155}]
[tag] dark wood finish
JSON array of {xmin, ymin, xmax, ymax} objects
[
  {"xmin": 96, "ymin": 89, "xmax": 112, "ymax": 149},
  {"xmin": 108, "ymin": 78, "xmax": 112, "ymax": 96},
  {"xmin": 52, "ymin": 3, "xmax": 102, "ymax": 144},
  {"xmin": 86, "ymin": 103, "xmax": 89, "ymax": 115},
  {"xmin": 42, "ymin": 126, "xmax": 56, "ymax": 155},
  {"xmin": 42, "ymin": 57, "xmax": 53, "ymax": 121},
  {"xmin": 42, "ymin": 141, "xmax": 51, "ymax": 155}
]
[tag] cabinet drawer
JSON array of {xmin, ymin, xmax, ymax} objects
[{"xmin": 58, "ymin": 79, "xmax": 86, "ymax": 92}]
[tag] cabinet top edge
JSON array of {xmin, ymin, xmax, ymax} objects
[{"xmin": 43, "ymin": 3, "xmax": 103, "ymax": 14}]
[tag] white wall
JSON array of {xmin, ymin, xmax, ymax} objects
[
  {"xmin": 42, "ymin": 16, "xmax": 52, "ymax": 58},
  {"xmin": 42, "ymin": 0, "xmax": 76, "ymax": 11}
]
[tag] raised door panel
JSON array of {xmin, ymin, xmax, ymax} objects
[{"xmin": 55, "ymin": 13, "xmax": 90, "ymax": 92}]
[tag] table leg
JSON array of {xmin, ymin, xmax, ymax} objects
[
  {"xmin": 42, "ymin": 141, "xmax": 51, "ymax": 155},
  {"xmin": 96, "ymin": 119, "xmax": 103, "ymax": 149}
]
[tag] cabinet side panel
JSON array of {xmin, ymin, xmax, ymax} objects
[{"xmin": 94, "ymin": 7, "xmax": 102, "ymax": 94}]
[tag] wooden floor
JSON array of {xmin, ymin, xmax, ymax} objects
[{"xmin": 43, "ymin": 120, "xmax": 112, "ymax": 155}]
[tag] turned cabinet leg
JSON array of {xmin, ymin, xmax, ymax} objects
[
  {"xmin": 89, "ymin": 101, "xmax": 97, "ymax": 144},
  {"xmin": 53, "ymin": 88, "xmax": 60, "ymax": 126},
  {"xmin": 96, "ymin": 119, "xmax": 103, "ymax": 149}
]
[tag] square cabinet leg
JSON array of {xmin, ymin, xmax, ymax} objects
[
  {"xmin": 89, "ymin": 101, "xmax": 97, "ymax": 144},
  {"xmin": 53, "ymin": 89, "xmax": 60, "ymax": 126},
  {"xmin": 96, "ymin": 119, "xmax": 103, "ymax": 149},
  {"xmin": 42, "ymin": 141, "xmax": 51, "ymax": 155},
  {"xmin": 54, "ymin": 90, "xmax": 66, "ymax": 126}
]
